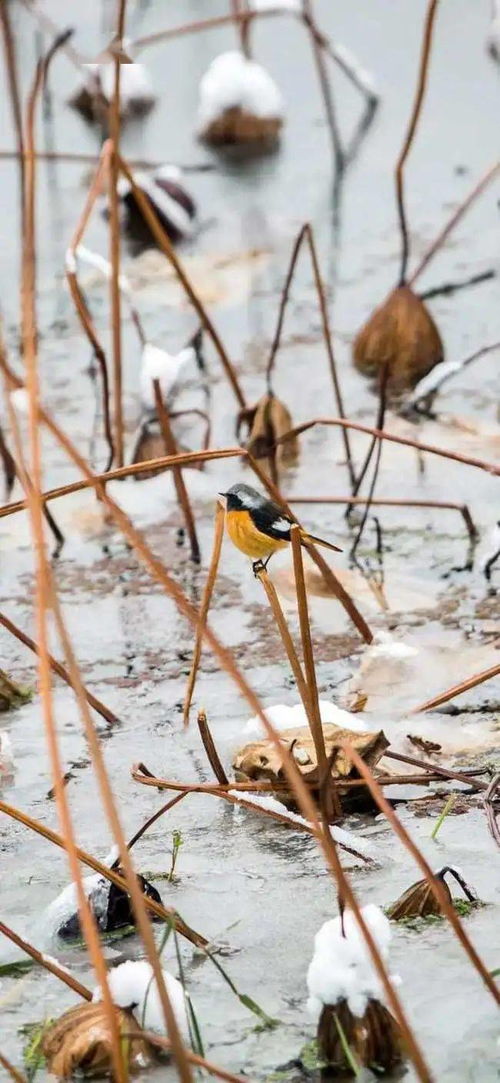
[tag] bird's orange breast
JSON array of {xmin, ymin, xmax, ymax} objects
[{"xmin": 225, "ymin": 509, "xmax": 288, "ymax": 559}]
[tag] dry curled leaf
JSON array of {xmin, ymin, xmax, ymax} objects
[
  {"xmin": 387, "ymin": 876, "xmax": 451, "ymax": 921},
  {"xmin": 236, "ymin": 393, "xmax": 298, "ymax": 468},
  {"xmin": 201, "ymin": 108, "xmax": 282, "ymax": 148},
  {"xmin": 353, "ymin": 285, "xmax": 443, "ymax": 396},
  {"xmin": 233, "ymin": 722, "xmax": 388, "ymax": 800},
  {"xmin": 407, "ymin": 733, "xmax": 442, "ymax": 754},
  {"xmin": 42, "ymin": 1001, "xmax": 154, "ymax": 1078},
  {"xmin": 318, "ymin": 998, "xmax": 404, "ymax": 1073}
]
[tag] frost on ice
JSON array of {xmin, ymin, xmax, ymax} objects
[
  {"xmin": 93, "ymin": 959, "xmax": 190, "ymax": 1040},
  {"xmin": 307, "ymin": 905, "xmax": 397, "ymax": 1018}
]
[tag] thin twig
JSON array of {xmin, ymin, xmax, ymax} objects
[
  {"xmin": 385, "ymin": 750, "xmax": 489, "ymax": 792},
  {"xmin": 153, "ymin": 380, "xmax": 201, "ymax": 563},
  {"xmin": 350, "ymin": 364, "xmax": 388, "ymax": 556},
  {"xmin": 118, "ymin": 153, "xmax": 246, "ymax": 409},
  {"xmin": 127, "ymin": 792, "xmax": 189, "ymax": 851},
  {"xmin": 197, "ymin": 710, "xmax": 229, "ymax": 784},
  {"xmin": 288, "ymin": 495, "xmax": 478, "ymax": 541},
  {"xmin": 409, "ymin": 160, "xmax": 500, "ymax": 285},
  {"xmin": 418, "ymin": 269, "xmax": 495, "ymax": 301},
  {"xmin": 0, "ymin": 1, "xmax": 25, "ymax": 216},
  {"xmin": 395, "ymin": 0, "xmax": 440, "ymax": 285},
  {"xmin": 256, "ymin": 567, "xmax": 310, "ymax": 710},
  {"xmin": 411, "ymin": 663, "xmax": 500, "ymax": 714},
  {"xmin": 183, "ymin": 501, "xmax": 225, "ymax": 722},
  {"xmin": 266, "ymin": 224, "xmax": 355, "ymax": 489},
  {"xmin": 274, "ymin": 416, "xmax": 500, "ymax": 476},
  {"xmin": 0, "ymin": 1053, "xmax": 27, "ymax": 1083},
  {"xmin": 291, "ymin": 526, "xmax": 341, "ymax": 821},
  {"xmin": 303, "ymin": 0, "xmax": 343, "ymax": 168},
  {"xmin": 0, "ymin": 611, "xmax": 119, "ymax": 726},
  {"xmin": 108, "ymin": 52, "xmax": 124, "ymax": 468},
  {"xmin": 0, "ymin": 917, "xmax": 92, "ymax": 1000}
]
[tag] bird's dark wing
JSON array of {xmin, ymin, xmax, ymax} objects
[{"xmin": 252, "ymin": 500, "xmax": 293, "ymax": 541}]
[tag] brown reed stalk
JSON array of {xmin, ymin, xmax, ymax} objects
[
  {"xmin": 0, "ymin": 357, "xmax": 425, "ymax": 1073},
  {"xmin": 132, "ymin": 1030, "xmax": 248, "ymax": 1083},
  {"xmin": 0, "ymin": 421, "xmax": 17, "ymax": 499},
  {"xmin": 18, "ymin": 0, "xmax": 87, "ymax": 70},
  {"xmin": 66, "ymin": 144, "xmax": 114, "ymax": 469},
  {"xmin": 153, "ymin": 379, "xmax": 201, "ymax": 563},
  {"xmin": 291, "ymin": 527, "xmax": 341, "ymax": 821},
  {"xmin": 0, "ymin": 2, "xmax": 25, "ymax": 216},
  {"xmin": 47, "ymin": 578, "xmax": 194, "ymax": 1083},
  {"xmin": 385, "ymin": 750, "xmax": 489, "ymax": 792},
  {"xmin": 133, "ymin": 766, "xmax": 447, "ymax": 794},
  {"xmin": 350, "ymin": 363, "xmax": 388, "ymax": 556},
  {"xmin": 118, "ymin": 153, "xmax": 247, "ymax": 409},
  {"xmin": 266, "ymin": 223, "xmax": 355, "ymax": 489},
  {"xmin": 411, "ymin": 662, "xmax": 500, "ymax": 714},
  {"xmin": 288, "ymin": 496, "xmax": 478, "ymax": 540},
  {"xmin": 108, "ymin": 12, "xmax": 125, "ymax": 470},
  {"xmin": 0, "ymin": 1053, "xmax": 27, "ymax": 1083},
  {"xmin": 396, "ymin": 0, "xmax": 440, "ymax": 285},
  {"xmin": 132, "ymin": 766, "xmax": 371, "ymax": 863},
  {"xmin": 256, "ymin": 567, "xmax": 310, "ymax": 710},
  {"xmin": 20, "ymin": 53, "xmax": 126, "ymax": 1082},
  {"xmin": 302, "ymin": 0, "xmax": 343, "ymax": 167},
  {"xmin": 0, "ymin": 447, "xmax": 244, "ymax": 519},
  {"xmin": 0, "ymin": 611, "xmax": 119, "ymax": 726},
  {"xmin": 0, "ymin": 796, "xmax": 207, "ymax": 944},
  {"xmin": 183, "ymin": 500, "xmax": 225, "ymax": 722},
  {"xmin": 409, "ymin": 160, "xmax": 500, "ymax": 285},
  {"xmin": 0, "ymin": 917, "xmax": 92, "ymax": 1001},
  {"xmin": 198, "ymin": 710, "xmax": 229, "ymax": 785},
  {"xmin": 231, "ymin": 0, "xmax": 251, "ymax": 57},
  {"xmin": 275, "ymin": 416, "xmax": 500, "ymax": 476},
  {"xmin": 127, "ymin": 792, "xmax": 189, "ymax": 850},
  {"xmin": 0, "ymin": 149, "xmax": 214, "ymax": 171},
  {"xmin": 343, "ymin": 743, "xmax": 500, "ymax": 1006}
]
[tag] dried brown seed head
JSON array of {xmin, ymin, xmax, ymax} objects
[
  {"xmin": 200, "ymin": 107, "xmax": 282, "ymax": 148},
  {"xmin": 42, "ymin": 1001, "xmax": 154, "ymax": 1078},
  {"xmin": 353, "ymin": 285, "xmax": 443, "ymax": 396},
  {"xmin": 387, "ymin": 875, "xmax": 452, "ymax": 921},
  {"xmin": 236, "ymin": 394, "xmax": 298, "ymax": 467},
  {"xmin": 317, "ymin": 998, "xmax": 404, "ymax": 1073}
]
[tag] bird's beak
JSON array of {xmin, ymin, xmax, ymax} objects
[{"xmin": 218, "ymin": 492, "xmax": 227, "ymax": 498}]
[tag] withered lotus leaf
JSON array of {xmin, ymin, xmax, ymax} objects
[
  {"xmin": 233, "ymin": 722, "xmax": 388, "ymax": 792},
  {"xmin": 317, "ymin": 998, "xmax": 404, "ymax": 1073},
  {"xmin": 201, "ymin": 108, "xmax": 282, "ymax": 148},
  {"xmin": 387, "ymin": 875, "xmax": 452, "ymax": 921},
  {"xmin": 353, "ymin": 285, "xmax": 443, "ymax": 395},
  {"xmin": 42, "ymin": 1002, "xmax": 154, "ymax": 1078},
  {"xmin": 237, "ymin": 393, "xmax": 298, "ymax": 466}
]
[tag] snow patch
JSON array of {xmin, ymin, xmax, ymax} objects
[
  {"xmin": 197, "ymin": 51, "xmax": 284, "ymax": 131},
  {"xmin": 307, "ymin": 905, "xmax": 398, "ymax": 1017},
  {"xmin": 93, "ymin": 959, "xmax": 190, "ymax": 1039},
  {"xmin": 243, "ymin": 700, "xmax": 368, "ymax": 739}
]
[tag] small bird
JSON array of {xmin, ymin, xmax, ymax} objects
[{"xmin": 220, "ymin": 482, "xmax": 342, "ymax": 572}]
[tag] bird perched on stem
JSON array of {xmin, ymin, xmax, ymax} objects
[{"xmin": 220, "ymin": 483, "xmax": 342, "ymax": 573}]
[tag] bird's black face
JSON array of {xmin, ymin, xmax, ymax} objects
[{"xmin": 219, "ymin": 490, "xmax": 243, "ymax": 511}]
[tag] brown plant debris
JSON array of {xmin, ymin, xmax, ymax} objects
[
  {"xmin": 0, "ymin": 669, "xmax": 31, "ymax": 711},
  {"xmin": 317, "ymin": 998, "xmax": 404, "ymax": 1074},
  {"xmin": 233, "ymin": 722, "xmax": 388, "ymax": 806},
  {"xmin": 237, "ymin": 393, "xmax": 298, "ymax": 468},
  {"xmin": 407, "ymin": 734, "xmax": 442, "ymax": 754},
  {"xmin": 200, "ymin": 107, "xmax": 282, "ymax": 149},
  {"xmin": 353, "ymin": 285, "xmax": 443, "ymax": 395},
  {"xmin": 42, "ymin": 1001, "xmax": 154, "ymax": 1078},
  {"xmin": 387, "ymin": 866, "xmax": 478, "ymax": 921}
]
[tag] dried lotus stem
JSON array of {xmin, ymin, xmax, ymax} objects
[
  {"xmin": 411, "ymin": 662, "xmax": 500, "ymax": 714},
  {"xmin": 153, "ymin": 380, "xmax": 201, "ymax": 563},
  {"xmin": 183, "ymin": 501, "xmax": 225, "ymax": 723}
]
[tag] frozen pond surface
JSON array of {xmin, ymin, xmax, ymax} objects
[{"xmin": 0, "ymin": 0, "xmax": 499, "ymax": 1079}]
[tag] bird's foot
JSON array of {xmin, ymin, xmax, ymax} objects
[{"xmin": 252, "ymin": 559, "xmax": 266, "ymax": 577}]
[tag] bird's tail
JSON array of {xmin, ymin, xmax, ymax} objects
[{"xmin": 300, "ymin": 530, "xmax": 343, "ymax": 553}]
